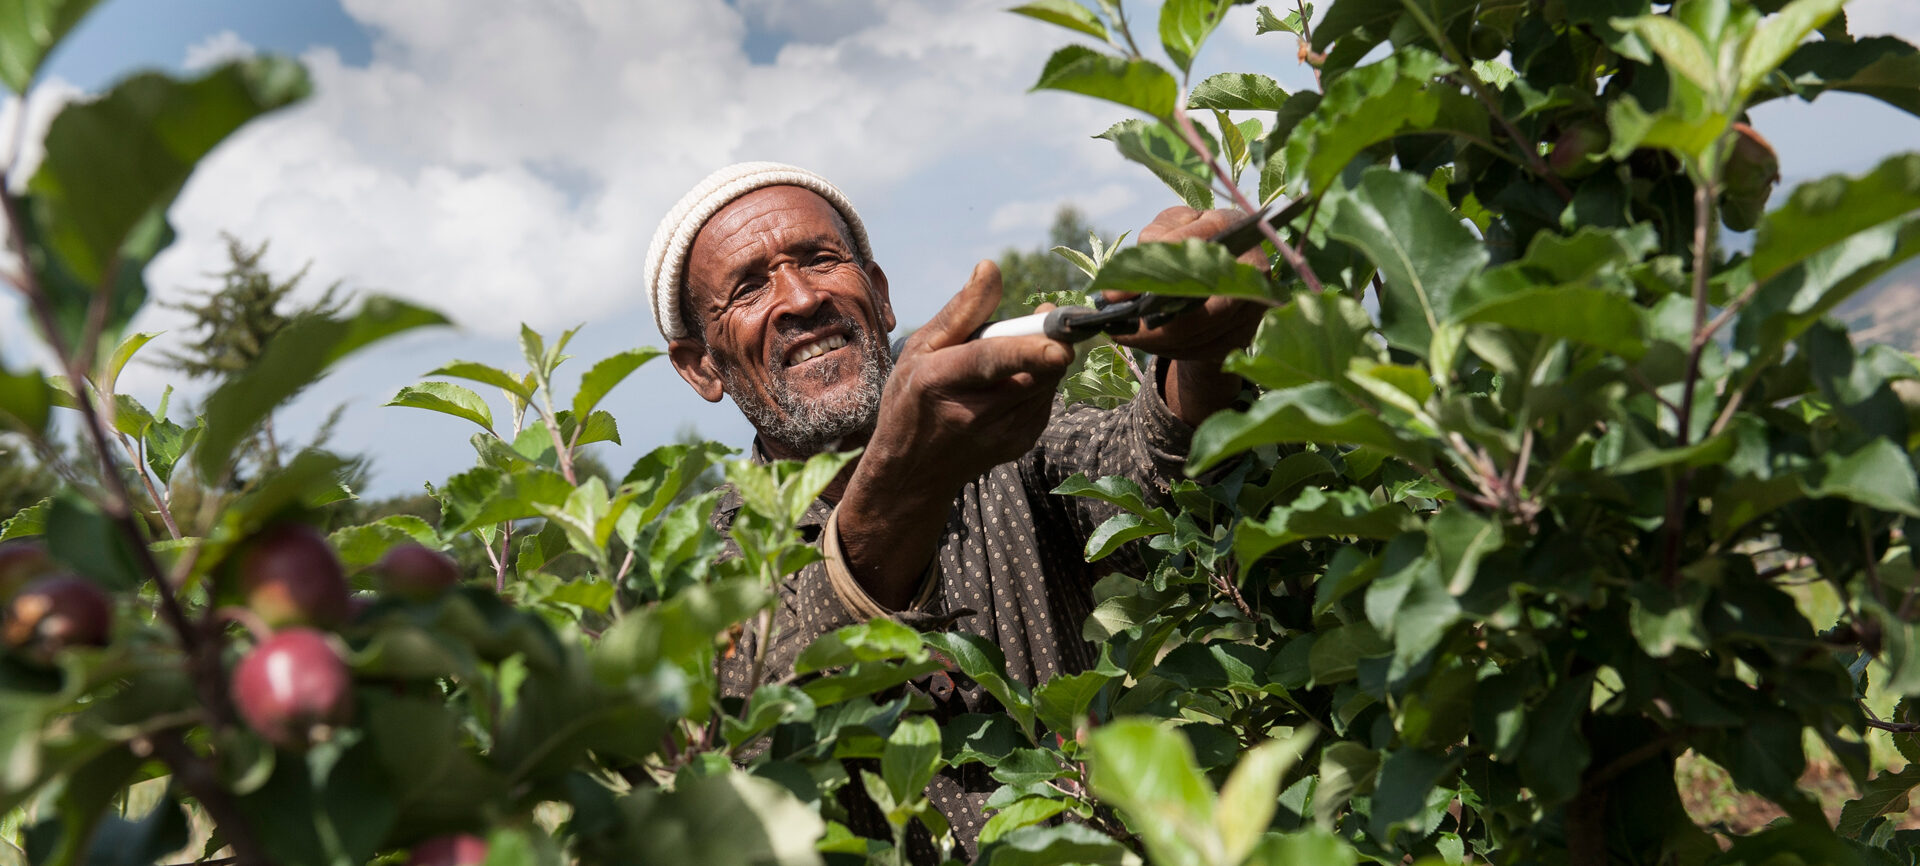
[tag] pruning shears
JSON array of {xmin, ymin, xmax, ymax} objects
[{"xmin": 892, "ymin": 197, "xmax": 1309, "ymax": 359}]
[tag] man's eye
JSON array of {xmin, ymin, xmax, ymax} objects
[
  {"xmin": 726, "ymin": 281, "xmax": 763, "ymax": 307},
  {"xmin": 810, "ymin": 254, "xmax": 839, "ymax": 269}
]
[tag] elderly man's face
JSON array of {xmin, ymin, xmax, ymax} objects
[{"xmin": 667, "ymin": 185, "xmax": 896, "ymax": 454}]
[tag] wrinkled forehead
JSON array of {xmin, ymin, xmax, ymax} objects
[{"xmin": 687, "ymin": 186, "xmax": 854, "ymax": 278}]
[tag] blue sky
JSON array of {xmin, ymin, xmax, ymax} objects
[{"xmin": 5, "ymin": 0, "xmax": 1920, "ymax": 499}]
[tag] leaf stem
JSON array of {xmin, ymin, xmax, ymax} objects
[
  {"xmin": 0, "ymin": 174, "xmax": 214, "ymax": 695},
  {"xmin": 1169, "ymin": 103, "xmax": 1325, "ymax": 293},
  {"xmin": 1294, "ymin": 0, "xmax": 1324, "ymax": 88},
  {"xmin": 1661, "ymin": 173, "xmax": 1719, "ymax": 589},
  {"xmin": 115, "ymin": 427, "xmax": 182, "ymax": 540},
  {"xmin": 498, "ymin": 520, "xmax": 513, "ymax": 593}
]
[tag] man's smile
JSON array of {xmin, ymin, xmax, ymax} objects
[{"xmin": 782, "ymin": 332, "xmax": 851, "ymax": 368}]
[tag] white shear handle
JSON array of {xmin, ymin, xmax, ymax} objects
[{"xmin": 972, "ymin": 312, "xmax": 1050, "ymax": 340}]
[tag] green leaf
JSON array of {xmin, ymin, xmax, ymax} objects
[
  {"xmin": 0, "ymin": 0, "xmax": 103, "ymax": 92},
  {"xmin": 1191, "ymin": 383, "xmax": 1435, "ymax": 473},
  {"xmin": 981, "ymin": 823, "xmax": 1140, "ymax": 866},
  {"xmin": 198, "ymin": 297, "xmax": 448, "ymax": 481},
  {"xmin": 1009, "ymin": 0, "xmax": 1109, "ymax": 41},
  {"xmin": 438, "ymin": 465, "xmax": 574, "ymax": 535},
  {"xmin": 1610, "ymin": 14, "xmax": 1718, "ymax": 98},
  {"xmin": 1458, "ymin": 288, "xmax": 1648, "ymax": 359},
  {"xmin": 1086, "ymin": 718, "xmax": 1215, "ymax": 866},
  {"xmin": 328, "ymin": 516, "xmax": 439, "ymax": 570},
  {"xmin": 1033, "ymin": 45, "xmax": 1178, "ymax": 121},
  {"xmin": 1752, "ymin": 152, "xmax": 1920, "ymax": 284},
  {"xmin": 28, "ymin": 59, "xmax": 309, "ymax": 291},
  {"xmin": 386, "ymin": 381, "xmax": 494, "ymax": 433},
  {"xmin": 923, "ymin": 631, "xmax": 1037, "ymax": 735},
  {"xmin": 560, "ymin": 409, "xmax": 620, "ymax": 448},
  {"xmin": 101, "ymin": 330, "xmax": 159, "ymax": 394},
  {"xmin": 1518, "ymin": 673, "xmax": 1593, "ymax": 806},
  {"xmin": 720, "ymin": 684, "xmax": 816, "ymax": 749},
  {"xmin": 142, "ymin": 414, "xmax": 197, "ymax": 484},
  {"xmin": 1369, "ymin": 748, "xmax": 1453, "ymax": 845},
  {"xmin": 1227, "ymin": 291, "xmax": 1379, "ymax": 391},
  {"xmin": 1087, "ymin": 512, "xmax": 1170, "ymax": 561},
  {"xmin": 794, "ymin": 619, "xmax": 927, "ymax": 674},
  {"xmin": 1235, "ymin": 487, "xmax": 1418, "ymax": 579},
  {"xmin": 1737, "ymin": 0, "xmax": 1847, "ymax": 100},
  {"xmin": 1737, "ymin": 215, "xmax": 1920, "ymax": 354},
  {"xmin": 428, "ymin": 360, "xmax": 536, "ymax": 402},
  {"xmin": 0, "ymin": 498, "xmax": 51, "ymax": 540},
  {"xmin": 1325, "ymin": 168, "xmax": 1487, "ymax": 357},
  {"xmin": 1804, "ymin": 438, "xmax": 1920, "ymax": 517},
  {"xmin": 1245, "ymin": 829, "xmax": 1356, "ymax": 866},
  {"xmin": 1767, "ymin": 35, "xmax": 1920, "ymax": 119},
  {"xmin": 1313, "ymin": 741, "xmax": 1380, "ymax": 827},
  {"xmin": 1282, "ymin": 49, "xmax": 1480, "ymax": 194},
  {"xmin": 1836, "ymin": 765, "xmax": 1920, "ymax": 838},
  {"xmin": 1189, "ymin": 72, "xmax": 1290, "ymax": 110},
  {"xmin": 1215, "ymin": 730, "xmax": 1314, "ymax": 864},
  {"xmin": 617, "ymin": 771, "xmax": 825, "ymax": 866},
  {"xmin": 1094, "ymin": 118, "xmax": 1216, "ymax": 210},
  {"xmin": 1160, "ymin": 0, "xmax": 1231, "ymax": 74},
  {"xmin": 980, "ymin": 797, "xmax": 1073, "ymax": 847},
  {"xmin": 1034, "ymin": 670, "xmax": 1112, "ymax": 737},
  {"xmin": 0, "ymin": 364, "xmax": 54, "ymax": 437},
  {"xmin": 1087, "ymin": 238, "xmax": 1273, "ymax": 300},
  {"xmin": 45, "ymin": 494, "xmax": 143, "ymax": 590},
  {"xmin": 881, "ymin": 716, "xmax": 943, "ymax": 806},
  {"xmin": 571, "ymin": 348, "xmax": 661, "ymax": 423}
]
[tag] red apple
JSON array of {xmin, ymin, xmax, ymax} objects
[
  {"xmin": 1549, "ymin": 120, "xmax": 1609, "ymax": 179},
  {"xmin": 3, "ymin": 575, "xmax": 111, "ymax": 663},
  {"xmin": 376, "ymin": 544, "xmax": 462, "ymax": 600},
  {"xmin": 407, "ymin": 833, "xmax": 489, "ymax": 866},
  {"xmin": 237, "ymin": 524, "xmax": 349, "ymax": 628},
  {"xmin": 231, "ymin": 628, "xmax": 355, "ymax": 750},
  {"xmin": 1721, "ymin": 122, "xmax": 1781, "ymax": 232}
]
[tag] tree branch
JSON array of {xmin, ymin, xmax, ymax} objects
[{"xmin": 1170, "ymin": 104, "xmax": 1326, "ymax": 293}]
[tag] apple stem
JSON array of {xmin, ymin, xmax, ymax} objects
[{"xmin": 215, "ymin": 605, "xmax": 275, "ymax": 643}]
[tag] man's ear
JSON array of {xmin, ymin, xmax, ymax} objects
[
  {"xmin": 867, "ymin": 261, "xmax": 896, "ymax": 333},
  {"xmin": 668, "ymin": 338, "xmax": 726, "ymax": 403}
]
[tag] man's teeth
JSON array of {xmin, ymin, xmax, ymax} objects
[{"xmin": 788, "ymin": 334, "xmax": 848, "ymax": 364}]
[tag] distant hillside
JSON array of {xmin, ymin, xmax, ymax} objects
[{"xmin": 1838, "ymin": 257, "xmax": 1920, "ymax": 354}]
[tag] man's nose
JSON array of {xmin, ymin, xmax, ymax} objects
[{"xmin": 768, "ymin": 263, "xmax": 828, "ymax": 321}]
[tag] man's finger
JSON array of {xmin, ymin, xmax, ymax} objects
[
  {"xmin": 911, "ymin": 260, "xmax": 1004, "ymax": 352},
  {"xmin": 940, "ymin": 333, "xmax": 1072, "ymax": 388}
]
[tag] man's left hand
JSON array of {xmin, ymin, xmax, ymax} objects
[{"xmin": 1107, "ymin": 206, "xmax": 1267, "ymax": 362}]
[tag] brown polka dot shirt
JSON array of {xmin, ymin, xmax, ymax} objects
[{"xmin": 713, "ymin": 360, "xmax": 1198, "ymax": 861}]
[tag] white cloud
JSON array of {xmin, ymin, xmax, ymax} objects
[
  {"xmin": 1846, "ymin": 0, "xmax": 1920, "ymax": 40},
  {"xmin": 81, "ymin": 0, "xmax": 1174, "ymax": 492},
  {"xmin": 2, "ymin": 79, "xmax": 83, "ymax": 372},
  {"xmin": 988, "ymin": 183, "xmax": 1137, "ymax": 234},
  {"xmin": 19, "ymin": 0, "xmax": 1918, "ymax": 496},
  {"xmin": 144, "ymin": 0, "xmax": 1140, "ymax": 348},
  {"xmin": 183, "ymin": 30, "xmax": 256, "ymax": 71}
]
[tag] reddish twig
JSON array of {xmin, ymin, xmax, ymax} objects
[{"xmin": 1170, "ymin": 104, "xmax": 1326, "ymax": 294}]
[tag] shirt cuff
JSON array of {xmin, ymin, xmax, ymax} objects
[{"xmin": 822, "ymin": 505, "xmax": 940, "ymax": 622}]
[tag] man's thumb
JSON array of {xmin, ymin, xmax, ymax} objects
[{"xmin": 911, "ymin": 260, "xmax": 1002, "ymax": 352}]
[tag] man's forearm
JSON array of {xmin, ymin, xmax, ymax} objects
[
  {"xmin": 831, "ymin": 475, "xmax": 949, "ymax": 612},
  {"xmin": 1165, "ymin": 358, "xmax": 1244, "ymax": 429}
]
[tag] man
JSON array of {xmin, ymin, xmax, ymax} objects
[{"xmin": 644, "ymin": 161, "xmax": 1263, "ymax": 857}]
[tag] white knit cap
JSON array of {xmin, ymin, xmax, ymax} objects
[{"xmin": 644, "ymin": 161, "xmax": 873, "ymax": 342}]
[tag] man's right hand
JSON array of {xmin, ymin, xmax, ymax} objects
[{"xmin": 834, "ymin": 260, "xmax": 1073, "ymax": 609}]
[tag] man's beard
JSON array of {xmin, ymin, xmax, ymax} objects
[{"xmin": 722, "ymin": 312, "xmax": 892, "ymax": 455}]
